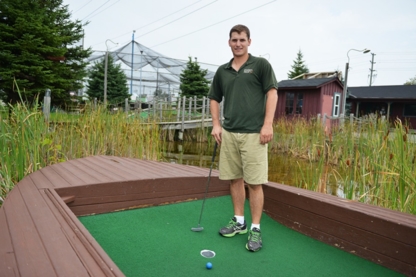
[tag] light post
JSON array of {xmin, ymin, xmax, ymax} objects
[
  {"xmin": 139, "ymin": 50, "xmax": 143, "ymax": 97},
  {"xmin": 130, "ymin": 30, "xmax": 136, "ymax": 95},
  {"xmin": 342, "ymin": 48, "xmax": 370, "ymax": 116},
  {"xmin": 104, "ymin": 39, "xmax": 118, "ymax": 106}
]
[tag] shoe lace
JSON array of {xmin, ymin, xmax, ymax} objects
[
  {"xmin": 226, "ymin": 219, "xmax": 237, "ymax": 228},
  {"xmin": 249, "ymin": 230, "xmax": 261, "ymax": 242}
]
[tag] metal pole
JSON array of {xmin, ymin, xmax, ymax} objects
[
  {"xmin": 104, "ymin": 51, "xmax": 108, "ymax": 106},
  {"xmin": 104, "ymin": 39, "xmax": 118, "ymax": 106},
  {"xmin": 342, "ymin": 62, "xmax": 349, "ymax": 116},
  {"xmin": 130, "ymin": 30, "xmax": 135, "ymax": 95},
  {"xmin": 342, "ymin": 48, "xmax": 370, "ymax": 116},
  {"xmin": 140, "ymin": 50, "xmax": 143, "ymax": 96},
  {"xmin": 369, "ymin": 53, "xmax": 376, "ymax": 86}
]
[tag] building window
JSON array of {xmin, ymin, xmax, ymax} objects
[
  {"xmin": 333, "ymin": 93, "xmax": 341, "ymax": 117},
  {"xmin": 404, "ymin": 104, "xmax": 416, "ymax": 117},
  {"xmin": 285, "ymin": 93, "xmax": 294, "ymax": 115},
  {"xmin": 285, "ymin": 92, "xmax": 303, "ymax": 115}
]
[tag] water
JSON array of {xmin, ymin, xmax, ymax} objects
[{"xmin": 161, "ymin": 141, "xmax": 344, "ymax": 198}]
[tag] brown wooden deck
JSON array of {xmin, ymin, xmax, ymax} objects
[{"xmin": 1, "ymin": 155, "xmax": 415, "ymax": 276}]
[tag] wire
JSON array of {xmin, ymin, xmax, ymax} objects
[
  {"xmin": 81, "ymin": 0, "xmax": 112, "ymax": 21},
  {"xmin": 151, "ymin": 0, "xmax": 277, "ymax": 48},
  {"xmin": 137, "ymin": 0, "xmax": 218, "ymax": 39},
  {"xmin": 90, "ymin": 0, "xmax": 208, "ymax": 47},
  {"xmin": 87, "ymin": 0, "xmax": 124, "ymax": 20},
  {"xmin": 73, "ymin": 0, "xmax": 93, "ymax": 13}
]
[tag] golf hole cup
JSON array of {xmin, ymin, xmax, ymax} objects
[{"xmin": 206, "ymin": 262, "xmax": 213, "ymax": 270}]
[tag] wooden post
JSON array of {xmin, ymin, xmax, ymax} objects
[
  {"xmin": 177, "ymin": 97, "xmax": 181, "ymax": 122},
  {"xmin": 125, "ymin": 98, "xmax": 129, "ymax": 116},
  {"xmin": 194, "ymin": 96, "xmax": 197, "ymax": 118},
  {"xmin": 202, "ymin": 96, "xmax": 206, "ymax": 128},
  {"xmin": 188, "ymin": 96, "xmax": 192, "ymax": 120},
  {"xmin": 43, "ymin": 89, "xmax": 51, "ymax": 122},
  {"xmin": 180, "ymin": 96, "xmax": 186, "ymax": 140}
]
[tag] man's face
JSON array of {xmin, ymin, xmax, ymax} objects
[{"xmin": 228, "ymin": 31, "xmax": 251, "ymax": 57}]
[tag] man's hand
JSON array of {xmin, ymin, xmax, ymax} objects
[
  {"xmin": 260, "ymin": 124, "xmax": 273, "ymax": 144},
  {"xmin": 211, "ymin": 125, "xmax": 222, "ymax": 145}
]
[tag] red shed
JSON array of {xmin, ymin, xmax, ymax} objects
[{"xmin": 276, "ymin": 77, "xmax": 344, "ymax": 127}]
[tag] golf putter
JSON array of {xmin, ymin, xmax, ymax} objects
[{"xmin": 191, "ymin": 142, "xmax": 218, "ymax": 232}]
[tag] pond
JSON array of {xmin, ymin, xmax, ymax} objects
[{"xmin": 161, "ymin": 141, "xmax": 346, "ymax": 198}]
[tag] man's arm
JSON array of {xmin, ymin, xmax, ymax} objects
[
  {"xmin": 210, "ymin": 99, "xmax": 222, "ymax": 144},
  {"xmin": 260, "ymin": 88, "xmax": 278, "ymax": 144}
]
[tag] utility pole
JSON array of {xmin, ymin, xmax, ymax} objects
[{"xmin": 369, "ymin": 53, "xmax": 376, "ymax": 86}]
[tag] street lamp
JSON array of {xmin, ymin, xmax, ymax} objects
[
  {"xmin": 342, "ymin": 48, "xmax": 370, "ymax": 116},
  {"xmin": 104, "ymin": 39, "xmax": 118, "ymax": 106}
]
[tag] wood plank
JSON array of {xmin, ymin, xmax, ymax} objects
[
  {"xmin": 70, "ymin": 190, "xmax": 229, "ymax": 216},
  {"xmin": 56, "ymin": 176, "xmax": 226, "ymax": 199},
  {"xmin": 44, "ymin": 188, "xmax": 123, "ymax": 276},
  {"xmin": 52, "ymin": 161, "xmax": 102, "ymax": 185},
  {"xmin": 266, "ymin": 182, "xmax": 416, "ymax": 226},
  {"xmin": 264, "ymin": 183, "xmax": 416, "ymax": 247},
  {"xmin": 0, "ymin": 207, "xmax": 18, "ymax": 277},
  {"xmin": 73, "ymin": 158, "xmax": 131, "ymax": 181},
  {"xmin": 37, "ymin": 165, "xmax": 82, "ymax": 188},
  {"xmin": 266, "ymin": 211, "xmax": 415, "ymax": 277},
  {"xmin": 3, "ymin": 186, "xmax": 57, "ymax": 277},
  {"xmin": 263, "ymin": 197, "xmax": 416, "ymax": 265},
  {"xmin": 100, "ymin": 156, "xmax": 215, "ymax": 178},
  {"xmin": 63, "ymin": 159, "xmax": 116, "ymax": 183},
  {"xmin": 18, "ymin": 176, "xmax": 92, "ymax": 276},
  {"xmin": 78, "ymin": 156, "xmax": 139, "ymax": 180},
  {"xmin": 55, "ymin": 177, "xmax": 229, "ymax": 216}
]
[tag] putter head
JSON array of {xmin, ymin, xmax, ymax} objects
[{"xmin": 191, "ymin": 226, "xmax": 204, "ymax": 232}]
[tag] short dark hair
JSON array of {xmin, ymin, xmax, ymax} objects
[{"xmin": 229, "ymin": 24, "xmax": 250, "ymax": 39}]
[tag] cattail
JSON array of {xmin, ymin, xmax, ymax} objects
[
  {"xmin": 403, "ymin": 134, "xmax": 407, "ymax": 142},
  {"xmin": 390, "ymin": 153, "xmax": 394, "ymax": 160},
  {"xmin": 405, "ymin": 126, "xmax": 409, "ymax": 134},
  {"xmin": 317, "ymin": 149, "xmax": 321, "ymax": 157},
  {"xmin": 346, "ymin": 159, "xmax": 350, "ymax": 166},
  {"xmin": 384, "ymin": 130, "xmax": 390, "ymax": 141}
]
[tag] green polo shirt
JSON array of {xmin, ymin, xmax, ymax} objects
[{"xmin": 208, "ymin": 54, "xmax": 278, "ymax": 133}]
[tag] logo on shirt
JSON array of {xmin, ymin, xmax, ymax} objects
[{"xmin": 244, "ymin": 69, "xmax": 253, "ymax": 74}]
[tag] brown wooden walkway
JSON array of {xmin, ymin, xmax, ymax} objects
[
  {"xmin": 0, "ymin": 156, "xmax": 229, "ymax": 277},
  {"xmin": 1, "ymin": 156, "xmax": 415, "ymax": 276}
]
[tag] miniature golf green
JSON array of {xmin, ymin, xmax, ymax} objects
[{"xmin": 78, "ymin": 195, "xmax": 404, "ymax": 277}]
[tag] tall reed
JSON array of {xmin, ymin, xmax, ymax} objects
[
  {"xmin": 0, "ymin": 102, "xmax": 162, "ymax": 204},
  {"xmin": 271, "ymin": 116, "xmax": 416, "ymax": 214}
]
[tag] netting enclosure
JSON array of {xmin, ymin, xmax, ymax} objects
[{"xmin": 88, "ymin": 41, "xmax": 218, "ymax": 101}]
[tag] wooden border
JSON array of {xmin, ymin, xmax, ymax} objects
[
  {"xmin": 263, "ymin": 182, "xmax": 416, "ymax": 276},
  {"xmin": 1, "ymin": 157, "xmax": 415, "ymax": 276}
]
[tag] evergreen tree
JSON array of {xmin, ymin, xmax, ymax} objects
[
  {"xmin": 180, "ymin": 57, "xmax": 210, "ymax": 98},
  {"xmin": 287, "ymin": 50, "xmax": 310, "ymax": 79},
  {"xmin": 86, "ymin": 55, "xmax": 129, "ymax": 104},
  {"xmin": 404, "ymin": 75, "xmax": 416, "ymax": 85},
  {"xmin": 0, "ymin": 0, "xmax": 92, "ymax": 106}
]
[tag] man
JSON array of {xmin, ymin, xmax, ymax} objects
[{"xmin": 208, "ymin": 24, "xmax": 278, "ymax": 252}]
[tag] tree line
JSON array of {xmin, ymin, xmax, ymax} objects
[{"xmin": 1, "ymin": 0, "xmax": 414, "ymax": 109}]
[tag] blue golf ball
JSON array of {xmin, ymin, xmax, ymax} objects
[{"xmin": 206, "ymin": 262, "xmax": 213, "ymax": 269}]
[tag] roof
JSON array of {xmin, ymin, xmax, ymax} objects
[
  {"xmin": 348, "ymin": 85, "xmax": 416, "ymax": 99},
  {"xmin": 278, "ymin": 77, "xmax": 342, "ymax": 89}
]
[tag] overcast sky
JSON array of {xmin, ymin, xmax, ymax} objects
[{"xmin": 63, "ymin": 0, "xmax": 416, "ymax": 87}]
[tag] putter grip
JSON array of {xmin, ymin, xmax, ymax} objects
[{"xmin": 211, "ymin": 142, "xmax": 218, "ymax": 162}]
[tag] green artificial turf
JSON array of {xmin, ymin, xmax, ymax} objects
[{"xmin": 79, "ymin": 196, "xmax": 404, "ymax": 277}]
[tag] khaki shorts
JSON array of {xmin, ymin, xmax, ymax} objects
[{"xmin": 219, "ymin": 129, "xmax": 268, "ymax": 185}]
